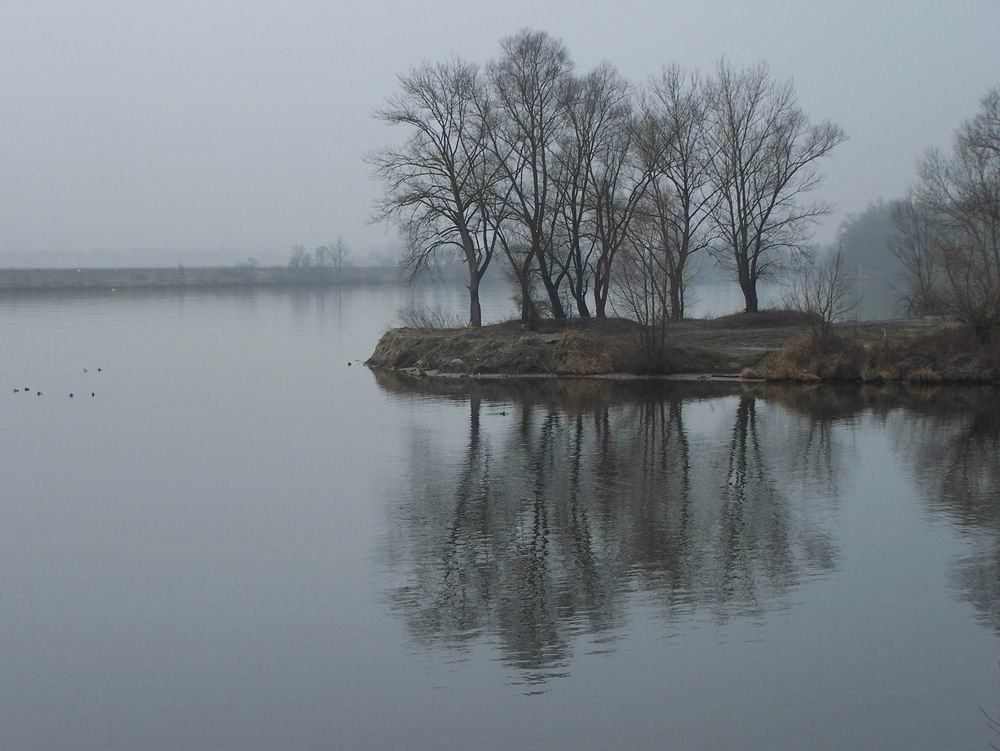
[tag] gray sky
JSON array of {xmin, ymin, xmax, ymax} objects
[{"xmin": 1, "ymin": 0, "xmax": 998, "ymax": 265}]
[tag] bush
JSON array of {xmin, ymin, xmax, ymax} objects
[
  {"xmin": 609, "ymin": 331, "xmax": 673, "ymax": 375},
  {"xmin": 906, "ymin": 368, "xmax": 943, "ymax": 383},
  {"xmin": 395, "ymin": 304, "xmax": 467, "ymax": 329},
  {"xmin": 751, "ymin": 330, "xmax": 867, "ymax": 381},
  {"xmin": 750, "ymin": 324, "xmax": 1000, "ymax": 383}
]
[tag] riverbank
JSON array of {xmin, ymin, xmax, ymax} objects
[
  {"xmin": 366, "ymin": 313, "xmax": 998, "ymax": 383},
  {"xmin": 0, "ymin": 265, "xmax": 404, "ymax": 292}
]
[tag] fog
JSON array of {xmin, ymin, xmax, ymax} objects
[{"xmin": 1, "ymin": 0, "xmax": 998, "ymax": 266}]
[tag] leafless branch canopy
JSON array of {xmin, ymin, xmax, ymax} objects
[
  {"xmin": 705, "ymin": 60, "xmax": 847, "ymax": 312},
  {"xmin": 368, "ymin": 59, "xmax": 505, "ymax": 326},
  {"xmin": 901, "ymin": 85, "xmax": 1000, "ymax": 339},
  {"xmin": 370, "ymin": 32, "xmax": 849, "ymax": 327}
]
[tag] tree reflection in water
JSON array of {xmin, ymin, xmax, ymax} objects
[
  {"xmin": 724, "ymin": 383, "xmax": 1000, "ymax": 636},
  {"xmin": 754, "ymin": 383, "xmax": 1000, "ymax": 636},
  {"xmin": 375, "ymin": 375, "xmax": 853, "ymax": 684},
  {"xmin": 886, "ymin": 388, "xmax": 1000, "ymax": 633}
]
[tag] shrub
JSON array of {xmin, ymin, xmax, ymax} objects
[
  {"xmin": 753, "ymin": 330, "xmax": 866, "ymax": 381},
  {"xmin": 906, "ymin": 368, "xmax": 943, "ymax": 383},
  {"xmin": 395, "ymin": 304, "xmax": 467, "ymax": 329}
]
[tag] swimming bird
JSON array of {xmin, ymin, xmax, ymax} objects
[
  {"xmin": 97, "ymin": 368, "xmax": 102, "ymax": 373},
  {"xmin": 83, "ymin": 368, "xmax": 88, "ymax": 373},
  {"xmin": 13, "ymin": 388, "xmax": 19, "ymax": 393},
  {"xmin": 36, "ymin": 391, "xmax": 41, "ymax": 396},
  {"xmin": 69, "ymin": 393, "xmax": 74, "ymax": 398},
  {"xmin": 91, "ymin": 392, "xmax": 95, "ymax": 397}
]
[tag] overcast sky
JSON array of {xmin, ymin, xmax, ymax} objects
[{"xmin": 1, "ymin": 0, "xmax": 998, "ymax": 264}]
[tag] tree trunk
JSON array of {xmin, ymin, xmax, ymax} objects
[
  {"xmin": 669, "ymin": 276, "xmax": 683, "ymax": 320},
  {"xmin": 572, "ymin": 275, "xmax": 590, "ymax": 317},
  {"xmin": 594, "ymin": 287, "xmax": 607, "ymax": 318},
  {"xmin": 468, "ymin": 276, "xmax": 482, "ymax": 328},
  {"xmin": 463, "ymin": 233, "xmax": 483, "ymax": 328},
  {"xmin": 741, "ymin": 277, "xmax": 759, "ymax": 313},
  {"xmin": 519, "ymin": 271, "xmax": 537, "ymax": 326},
  {"xmin": 593, "ymin": 264, "xmax": 608, "ymax": 318},
  {"xmin": 537, "ymin": 259, "xmax": 566, "ymax": 319},
  {"xmin": 544, "ymin": 281, "xmax": 566, "ymax": 318}
]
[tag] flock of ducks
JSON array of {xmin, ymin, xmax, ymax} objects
[{"xmin": 12, "ymin": 367, "xmax": 102, "ymax": 398}]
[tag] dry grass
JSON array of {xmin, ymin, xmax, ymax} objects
[
  {"xmin": 906, "ymin": 367, "xmax": 943, "ymax": 383},
  {"xmin": 707, "ymin": 309, "xmax": 819, "ymax": 329},
  {"xmin": 743, "ymin": 331, "xmax": 867, "ymax": 381},
  {"xmin": 746, "ymin": 325, "xmax": 1000, "ymax": 383}
]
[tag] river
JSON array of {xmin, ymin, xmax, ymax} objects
[{"xmin": 0, "ymin": 282, "xmax": 994, "ymax": 750}]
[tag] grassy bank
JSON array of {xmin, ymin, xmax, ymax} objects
[{"xmin": 0, "ymin": 265, "xmax": 403, "ymax": 292}]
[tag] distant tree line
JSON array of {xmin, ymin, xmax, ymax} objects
[{"xmin": 369, "ymin": 28, "xmax": 846, "ymax": 327}]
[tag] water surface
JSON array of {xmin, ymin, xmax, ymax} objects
[{"xmin": 0, "ymin": 283, "xmax": 996, "ymax": 750}]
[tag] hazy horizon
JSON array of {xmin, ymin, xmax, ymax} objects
[{"xmin": 2, "ymin": 0, "xmax": 998, "ymax": 266}]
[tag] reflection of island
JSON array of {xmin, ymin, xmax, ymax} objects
[
  {"xmin": 886, "ymin": 388, "xmax": 1000, "ymax": 633},
  {"xmin": 376, "ymin": 374, "xmax": 846, "ymax": 682}
]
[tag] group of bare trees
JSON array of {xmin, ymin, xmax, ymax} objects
[
  {"xmin": 288, "ymin": 238, "xmax": 350, "ymax": 270},
  {"xmin": 892, "ymin": 86, "xmax": 1000, "ymax": 341},
  {"xmin": 370, "ymin": 29, "xmax": 845, "ymax": 328}
]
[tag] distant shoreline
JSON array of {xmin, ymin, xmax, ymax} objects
[{"xmin": 0, "ymin": 265, "xmax": 417, "ymax": 292}]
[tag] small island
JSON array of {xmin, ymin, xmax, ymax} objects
[{"xmin": 366, "ymin": 311, "xmax": 999, "ymax": 384}]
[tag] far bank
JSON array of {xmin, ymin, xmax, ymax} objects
[{"xmin": 0, "ymin": 265, "xmax": 408, "ymax": 292}]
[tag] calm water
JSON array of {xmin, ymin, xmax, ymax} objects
[{"xmin": 0, "ymin": 283, "xmax": 996, "ymax": 750}]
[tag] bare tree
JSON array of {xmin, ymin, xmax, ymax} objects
[
  {"xmin": 313, "ymin": 245, "xmax": 331, "ymax": 267},
  {"xmin": 588, "ymin": 79, "xmax": 652, "ymax": 319},
  {"xmin": 889, "ymin": 197, "xmax": 943, "ymax": 314},
  {"xmin": 330, "ymin": 237, "xmax": 351, "ymax": 270},
  {"xmin": 613, "ymin": 234, "xmax": 670, "ymax": 368},
  {"xmin": 635, "ymin": 66, "xmax": 718, "ymax": 319},
  {"xmin": 784, "ymin": 247, "xmax": 858, "ymax": 347},
  {"xmin": 911, "ymin": 86, "xmax": 1000, "ymax": 341},
  {"xmin": 706, "ymin": 60, "xmax": 847, "ymax": 312},
  {"xmin": 965, "ymin": 88, "xmax": 1000, "ymax": 158},
  {"xmin": 288, "ymin": 244, "xmax": 312, "ymax": 268},
  {"xmin": 486, "ymin": 29, "xmax": 573, "ymax": 320},
  {"xmin": 369, "ymin": 59, "xmax": 501, "ymax": 327},
  {"xmin": 549, "ymin": 64, "xmax": 641, "ymax": 319},
  {"xmin": 549, "ymin": 67, "xmax": 623, "ymax": 317}
]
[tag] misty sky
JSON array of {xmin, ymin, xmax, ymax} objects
[{"xmin": 1, "ymin": 0, "xmax": 998, "ymax": 264}]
